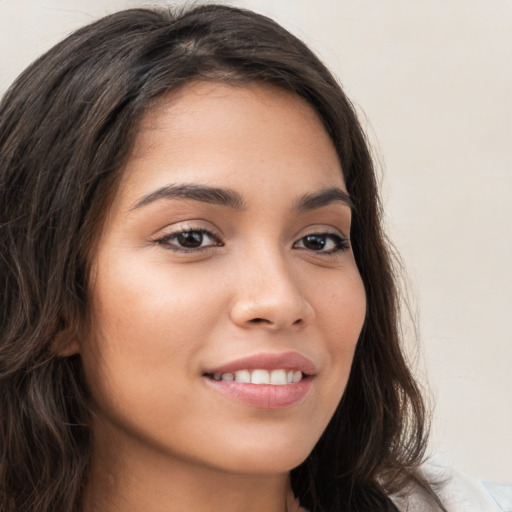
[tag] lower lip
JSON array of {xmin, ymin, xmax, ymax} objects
[{"xmin": 204, "ymin": 377, "xmax": 313, "ymax": 409}]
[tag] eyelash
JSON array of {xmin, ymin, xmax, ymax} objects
[{"xmin": 154, "ymin": 227, "xmax": 350, "ymax": 255}]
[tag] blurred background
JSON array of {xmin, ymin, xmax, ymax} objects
[{"xmin": 1, "ymin": 0, "xmax": 511, "ymax": 484}]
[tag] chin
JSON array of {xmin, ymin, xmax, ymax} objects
[{"xmin": 205, "ymin": 437, "xmax": 314, "ymax": 476}]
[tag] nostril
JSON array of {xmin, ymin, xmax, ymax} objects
[
  {"xmin": 248, "ymin": 317, "xmax": 303, "ymax": 327},
  {"xmin": 250, "ymin": 318, "xmax": 268, "ymax": 324}
]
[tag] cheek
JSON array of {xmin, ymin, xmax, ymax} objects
[
  {"xmin": 82, "ymin": 258, "xmax": 228, "ymax": 405},
  {"xmin": 312, "ymin": 269, "xmax": 366, "ymax": 400},
  {"xmin": 314, "ymin": 268, "xmax": 366, "ymax": 351},
  {"xmin": 80, "ymin": 264, "xmax": 231, "ymax": 459},
  {"xmin": 91, "ymin": 255, "xmax": 224, "ymax": 343}
]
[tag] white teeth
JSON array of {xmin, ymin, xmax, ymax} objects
[
  {"xmin": 251, "ymin": 369, "xmax": 270, "ymax": 384},
  {"xmin": 270, "ymin": 369, "xmax": 287, "ymax": 385},
  {"xmin": 214, "ymin": 369, "xmax": 304, "ymax": 385},
  {"xmin": 234, "ymin": 370, "xmax": 251, "ymax": 383}
]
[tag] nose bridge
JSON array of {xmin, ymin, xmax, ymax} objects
[{"xmin": 229, "ymin": 241, "xmax": 313, "ymax": 330}]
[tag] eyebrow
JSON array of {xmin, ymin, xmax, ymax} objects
[
  {"xmin": 130, "ymin": 184, "xmax": 245, "ymax": 211},
  {"xmin": 130, "ymin": 183, "xmax": 353, "ymax": 213},
  {"xmin": 292, "ymin": 187, "xmax": 354, "ymax": 213}
]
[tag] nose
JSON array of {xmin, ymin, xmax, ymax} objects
[{"xmin": 229, "ymin": 249, "xmax": 314, "ymax": 331}]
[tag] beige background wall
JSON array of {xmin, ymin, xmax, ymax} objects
[{"xmin": 1, "ymin": 0, "xmax": 511, "ymax": 483}]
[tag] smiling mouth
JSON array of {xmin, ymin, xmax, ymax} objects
[
  {"xmin": 202, "ymin": 355, "xmax": 315, "ymax": 408},
  {"xmin": 204, "ymin": 369, "xmax": 305, "ymax": 385}
]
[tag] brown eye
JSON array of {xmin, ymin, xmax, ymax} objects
[
  {"xmin": 294, "ymin": 233, "xmax": 349, "ymax": 254},
  {"xmin": 302, "ymin": 235, "xmax": 328, "ymax": 251},
  {"xmin": 156, "ymin": 228, "xmax": 222, "ymax": 252},
  {"xmin": 176, "ymin": 231, "xmax": 205, "ymax": 248}
]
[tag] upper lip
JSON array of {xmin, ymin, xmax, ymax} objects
[{"xmin": 204, "ymin": 352, "xmax": 317, "ymax": 376}]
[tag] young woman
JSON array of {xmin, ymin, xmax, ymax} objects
[{"xmin": 1, "ymin": 5, "xmax": 506, "ymax": 512}]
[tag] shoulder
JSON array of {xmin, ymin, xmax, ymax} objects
[{"xmin": 390, "ymin": 462, "xmax": 512, "ymax": 512}]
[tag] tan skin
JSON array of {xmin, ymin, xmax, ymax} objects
[{"xmin": 72, "ymin": 82, "xmax": 366, "ymax": 512}]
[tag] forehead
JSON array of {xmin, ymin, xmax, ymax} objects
[
  {"xmin": 134, "ymin": 81, "xmax": 331, "ymax": 147},
  {"xmin": 116, "ymin": 81, "xmax": 345, "ymax": 210}
]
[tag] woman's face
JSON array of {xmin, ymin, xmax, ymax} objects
[{"xmin": 81, "ymin": 82, "xmax": 366, "ymax": 475}]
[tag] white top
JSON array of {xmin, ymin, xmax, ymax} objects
[{"xmin": 391, "ymin": 463, "xmax": 512, "ymax": 512}]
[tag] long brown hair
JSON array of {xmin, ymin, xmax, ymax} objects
[{"xmin": 0, "ymin": 5, "xmax": 440, "ymax": 511}]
